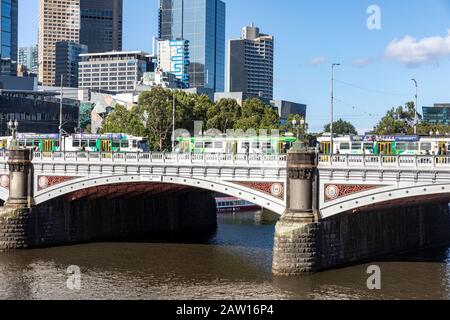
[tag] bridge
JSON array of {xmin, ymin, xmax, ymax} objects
[
  {"xmin": 1, "ymin": 147, "xmax": 450, "ymax": 276},
  {"xmin": 0, "ymin": 151, "xmax": 288, "ymax": 214},
  {"xmin": 318, "ymin": 154, "xmax": 450, "ymax": 218}
]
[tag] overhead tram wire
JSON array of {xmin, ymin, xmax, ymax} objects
[
  {"xmin": 334, "ymin": 79, "xmax": 411, "ymax": 97},
  {"xmin": 333, "ymin": 97, "xmax": 382, "ymax": 119}
]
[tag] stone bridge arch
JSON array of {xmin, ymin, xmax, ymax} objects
[
  {"xmin": 33, "ymin": 174, "xmax": 287, "ymax": 215},
  {"xmin": 320, "ymin": 182, "xmax": 450, "ymax": 218}
]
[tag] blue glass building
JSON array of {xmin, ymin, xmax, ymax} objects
[
  {"xmin": 423, "ymin": 104, "xmax": 450, "ymax": 125},
  {"xmin": 158, "ymin": 0, "xmax": 225, "ymax": 92},
  {"xmin": 0, "ymin": 0, "xmax": 18, "ymax": 75}
]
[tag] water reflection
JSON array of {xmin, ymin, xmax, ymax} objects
[{"xmin": 0, "ymin": 211, "xmax": 449, "ymax": 300}]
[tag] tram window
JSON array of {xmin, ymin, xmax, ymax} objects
[
  {"xmin": 26, "ymin": 140, "xmax": 33, "ymax": 147},
  {"xmin": 132, "ymin": 140, "xmax": 137, "ymax": 148},
  {"xmin": 421, "ymin": 143, "xmax": 432, "ymax": 151},
  {"xmin": 89, "ymin": 140, "xmax": 96, "ymax": 148},
  {"xmin": 34, "ymin": 140, "xmax": 40, "ymax": 147},
  {"xmin": 351, "ymin": 143, "xmax": 362, "ymax": 150},
  {"xmin": 195, "ymin": 142, "xmax": 203, "ymax": 149},
  {"xmin": 396, "ymin": 143, "xmax": 406, "ymax": 150},
  {"xmin": 363, "ymin": 143, "xmax": 373, "ymax": 150},
  {"xmin": 81, "ymin": 140, "xmax": 88, "ymax": 147},
  {"xmin": 73, "ymin": 140, "xmax": 80, "ymax": 147},
  {"xmin": 262, "ymin": 142, "xmax": 271, "ymax": 149},
  {"xmin": 205, "ymin": 142, "xmax": 213, "ymax": 149},
  {"xmin": 121, "ymin": 141, "xmax": 129, "ymax": 148},
  {"xmin": 112, "ymin": 141, "xmax": 120, "ymax": 149},
  {"xmin": 407, "ymin": 143, "xmax": 418, "ymax": 151},
  {"xmin": 214, "ymin": 142, "xmax": 223, "ymax": 149},
  {"xmin": 340, "ymin": 143, "xmax": 350, "ymax": 150},
  {"xmin": 251, "ymin": 142, "xmax": 260, "ymax": 149}
]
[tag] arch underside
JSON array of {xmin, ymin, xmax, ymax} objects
[
  {"xmin": 320, "ymin": 184, "xmax": 450, "ymax": 218},
  {"xmin": 33, "ymin": 175, "xmax": 287, "ymax": 215}
]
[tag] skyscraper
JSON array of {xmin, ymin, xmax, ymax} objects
[
  {"xmin": 55, "ymin": 42, "xmax": 88, "ymax": 88},
  {"xmin": 80, "ymin": 0, "xmax": 123, "ymax": 53},
  {"xmin": 228, "ymin": 24, "xmax": 274, "ymax": 100},
  {"xmin": 18, "ymin": 45, "xmax": 39, "ymax": 76},
  {"xmin": 158, "ymin": 0, "xmax": 225, "ymax": 92},
  {"xmin": 157, "ymin": 39, "xmax": 190, "ymax": 88},
  {"xmin": 0, "ymin": 0, "xmax": 18, "ymax": 76},
  {"xmin": 38, "ymin": 0, "xmax": 123, "ymax": 86}
]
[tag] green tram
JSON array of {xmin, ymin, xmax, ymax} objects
[
  {"xmin": 13, "ymin": 133, "xmax": 149, "ymax": 153},
  {"xmin": 175, "ymin": 135, "xmax": 298, "ymax": 155},
  {"xmin": 317, "ymin": 135, "xmax": 450, "ymax": 156}
]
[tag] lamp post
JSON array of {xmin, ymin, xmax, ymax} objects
[
  {"xmin": 411, "ymin": 78, "xmax": 418, "ymax": 135},
  {"xmin": 330, "ymin": 63, "xmax": 341, "ymax": 155},
  {"xmin": 171, "ymin": 92, "xmax": 176, "ymax": 152},
  {"xmin": 8, "ymin": 120, "xmax": 18, "ymax": 139}
]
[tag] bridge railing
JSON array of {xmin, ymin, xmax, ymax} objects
[
  {"xmin": 29, "ymin": 151, "xmax": 288, "ymax": 166},
  {"xmin": 318, "ymin": 154, "xmax": 450, "ymax": 168}
]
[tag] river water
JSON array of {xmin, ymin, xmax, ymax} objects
[{"xmin": 1, "ymin": 210, "xmax": 450, "ymax": 300}]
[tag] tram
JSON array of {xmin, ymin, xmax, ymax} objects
[
  {"xmin": 175, "ymin": 135, "xmax": 298, "ymax": 155},
  {"xmin": 9, "ymin": 133, "xmax": 150, "ymax": 153},
  {"xmin": 317, "ymin": 135, "xmax": 450, "ymax": 156}
]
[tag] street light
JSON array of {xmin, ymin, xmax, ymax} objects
[
  {"xmin": 171, "ymin": 92, "xmax": 176, "ymax": 152},
  {"xmin": 330, "ymin": 63, "xmax": 341, "ymax": 155},
  {"xmin": 8, "ymin": 119, "xmax": 19, "ymax": 139},
  {"xmin": 411, "ymin": 78, "xmax": 418, "ymax": 135}
]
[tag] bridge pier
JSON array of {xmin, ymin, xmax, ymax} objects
[
  {"xmin": 272, "ymin": 144, "xmax": 320, "ymax": 275},
  {"xmin": 273, "ymin": 146, "xmax": 450, "ymax": 276}
]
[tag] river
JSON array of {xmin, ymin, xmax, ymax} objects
[{"xmin": 0, "ymin": 210, "xmax": 450, "ymax": 300}]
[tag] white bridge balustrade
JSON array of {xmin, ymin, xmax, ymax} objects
[
  {"xmin": 3, "ymin": 151, "xmax": 450, "ymax": 219},
  {"xmin": 319, "ymin": 154, "xmax": 450, "ymax": 219},
  {"xmin": 31, "ymin": 151, "xmax": 287, "ymax": 166},
  {"xmin": 319, "ymin": 154, "xmax": 450, "ymax": 168},
  {"xmin": 0, "ymin": 151, "xmax": 288, "ymax": 215}
]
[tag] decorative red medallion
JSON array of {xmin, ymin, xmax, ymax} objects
[
  {"xmin": 325, "ymin": 184, "xmax": 383, "ymax": 202},
  {"xmin": 37, "ymin": 176, "xmax": 79, "ymax": 191},
  {"xmin": 236, "ymin": 182, "xmax": 285, "ymax": 199}
]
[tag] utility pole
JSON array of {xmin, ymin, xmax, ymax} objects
[
  {"xmin": 172, "ymin": 92, "xmax": 176, "ymax": 152},
  {"xmin": 59, "ymin": 75, "xmax": 64, "ymax": 149},
  {"xmin": 330, "ymin": 63, "xmax": 340, "ymax": 155},
  {"xmin": 411, "ymin": 78, "xmax": 418, "ymax": 135}
]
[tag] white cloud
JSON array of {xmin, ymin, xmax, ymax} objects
[
  {"xmin": 352, "ymin": 58, "xmax": 372, "ymax": 68},
  {"xmin": 385, "ymin": 30, "xmax": 450, "ymax": 66},
  {"xmin": 308, "ymin": 56, "xmax": 326, "ymax": 66}
]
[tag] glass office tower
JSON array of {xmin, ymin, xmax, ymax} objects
[
  {"xmin": 80, "ymin": 0, "xmax": 123, "ymax": 53},
  {"xmin": 159, "ymin": 0, "xmax": 225, "ymax": 92},
  {"xmin": 0, "ymin": 0, "xmax": 18, "ymax": 75}
]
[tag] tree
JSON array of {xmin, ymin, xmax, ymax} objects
[
  {"xmin": 373, "ymin": 102, "xmax": 421, "ymax": 135},
  {"xmin": 280, "ymin": 114, "xmax": 307, "ymax": 134},
  {"xmin": 235, "ymin": 98, "xmax": 280, "ymax": 131},
  {"xmin": 100, "ymin": 104, "xmax": 145, "ymax": 135},
  {"xmin": 324, "ymin": 119, "xmax": 357, "ymax": 135},
  {"xmin": 206, "ymin": 98, "xmax": 241, "ymax": 132},
  {"xmin": 137, "ymin": 87, "xmax": 175, "ymax": 151}
]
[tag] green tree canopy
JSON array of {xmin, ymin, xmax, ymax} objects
[
  {"xmin": 235, "ymin": 98, "xmax": 280, "ymax": 131},
  {"xmin": 206, "ymin": 98, "xmax": 242, "ymax": 132},
  {"xmin": 373, "ymin": 102, "xmax": 421, "ymax": 135},
  {"xmin": 324, "ymin": 119, "xmax": 357, "ymax": 135},
  {"xmin": 100, "ymin": 104, "xmax": 145, "ymax": 136},
  {"xmin": 137, "ymin": 87, "xmax": 175, "ymax": 151}
]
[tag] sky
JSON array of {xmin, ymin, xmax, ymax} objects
[{"xmin": 18, "ymin": 0, "xmax": 450, "ymax": 133}]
